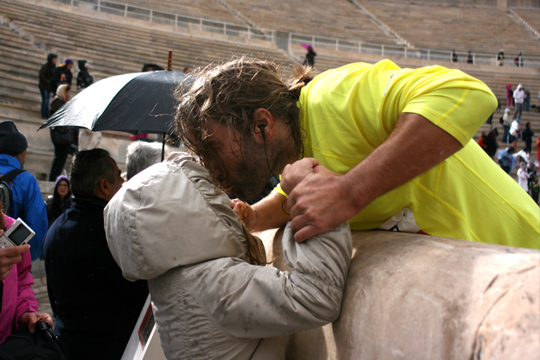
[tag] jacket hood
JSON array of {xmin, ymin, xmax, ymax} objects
[
  {"xmin": 104, "ymin": 152, "xmax": 248, "ymax": 281},
  {"xmin": 78, "ymin": 60, "xmax": 87, "ymax": 70},
  {"xmin": 47, "ymin": 53, "xmax": 57, "ymax": 64}
]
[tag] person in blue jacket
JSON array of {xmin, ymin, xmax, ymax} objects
[{"xmin": 0, "ymin": 121, "xmax": 48, "ymax": 260}]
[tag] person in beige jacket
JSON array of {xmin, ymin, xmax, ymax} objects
[{"xmin": 104, "ymin": 152, "xmax": 352, "ymax": 360}]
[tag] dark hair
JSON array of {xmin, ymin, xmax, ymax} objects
[
  {"xmin": 70, "ymin": 149, "xmax": 116, "ymax": 198},
  {"xmin": 175, "ymin": 56, "xmax": 313, "ymax": 183}
]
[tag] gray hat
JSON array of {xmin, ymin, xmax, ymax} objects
[{"xmin": 0, "ymin": 121, "xmax": 28, "ymax": 156}]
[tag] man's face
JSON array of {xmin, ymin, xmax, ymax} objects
[
  {"xmin": 66, "ymin": 63, "xmax": 73, "ymax": 71},
  {"xmin": 107, "ymin": 158, "xmax": 125, "ymax": 199},
  {"xmin": 203, "ymin": 123, "xmax": 274, "ymax": 202}
]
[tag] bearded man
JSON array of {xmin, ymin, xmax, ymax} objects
[{"xmin": 176, "ymin": 57, "xmax": 539, "ymax": 250}]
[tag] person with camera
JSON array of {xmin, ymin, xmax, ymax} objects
[{"xmin": 0, "ymin": 201, "xmax": 52, "ymax": 344}]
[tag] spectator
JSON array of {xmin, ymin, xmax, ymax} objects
[
  {"xmin": 38, "ymin": 53, "xmax": 57, "ymax": 119},
  {"xmin": 497, "ymin": 49, "xmax": 505, "ymax": 66},
  {"xmin": 51, "ymin": 59, "xmax": 73, "ymax": 94},
  {"xmin": 49, "ymin": 84, "xmax": 74, "ymax": 182},
  {"xmin": 0, "ymin": 202, "xmax": 53, "ymax": 344},
  {"xmin": 451, "ymin": 49, "xmax": 458, "ymax": 62},
  {"xmin": 524, "ymin": 88, "xmax": 531, "ymax": 112},
  {"xmin": 77, "ymin": 60, "xmax": 101, "ymax": 151},
  {"xmin": 517, "ymin": 162, "xmax": 530, "ymax": 192},
  {"xmin": 528, "ymin": 167, "xmax": 539, "ymax": 203},
  {"xmin": 514, "ymin": 147, "xmax": 530, "ymax": 168},
  {"xmin": 177, "ymin": 57, "xmax": 539, "ymax": 249},
  {"xmin": 76, "ymin": 60, "xmax": 93, "ymax": 90},
  {"xmin": 498, "ymin": 146, "xmax": 516, "ymax": 174},
  {"xmin": 501, "ymin": 108, "xmax": 512, "ymax": 143},
  {"xmin": 477, "ymin": 131, "xmax": 488, "ymax": 149},
  {"xmin": 522, "ymin": 122, "xmax": 534, "ymax": 151},
  {"xmin": 514, "ymin": 52, "xmax": 523, "ymax": 67},
  {"xmin": 104, "ymin": 152, "xmax": 352, "ymax": 359},
  {"xmin": 43, "ymin": 149, "xmax": 148, "ymax": 360},
  {"xmin": 505, "ymin": 83, "xmax": 513, "ymax": 107},
  {"xmin": 141, "ymin": 63, "xmax": 164, "ymax": 72},
  {"xmin": 49, "ymin": 84, "xmax": 70, "ymax": 117},
  {"xmin": 0, "ymin": 121, "xmax": 48, "ymax": 260},
  {"xmin": 513, "ymin": 84, "xmax": 525, "ymax": 119},
  {"xmin": 467, "ymin": 51, "xmax": 473, "ymax": 64},
  {"xmin": 478, "ymin": 128, "xmax": 498, "ymax": 158},
  {"xmin": 537, "ymin": 134, "xmax": 540, "ymax": 167},
  {"xmin": 303, "ymin": 46, "xmax": 317, "ymax": 67},
  {"xmin": 125, "ymin": 141, "xmax": 163, "ymax": 181},
  {"xmin": 509, "ymin": 118, "xmax": 521, "ymax": 148},
  {"xmin": 45, "ymin": 175, "xmax": 72, "ymax": 228}
]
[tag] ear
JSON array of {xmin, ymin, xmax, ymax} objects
[
  {"xmin": 97, "ymin": 178, "xmax": 111, "ymax": 199},
  {"xmin": 252, "ymin": 108, "xmax": 276, "ymax": 144}
]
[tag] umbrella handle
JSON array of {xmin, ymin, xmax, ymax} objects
[
  {"xmin": 162, "ymin": 133, "xmax": 165, "ymax": 161},
  {"xmin": 167, "ymin": 51, "xmax": 173, "ymax": 71}
]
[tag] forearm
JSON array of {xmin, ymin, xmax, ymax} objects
[
  {"xmin": 251, "ymin": 192, "xmax": 291, "ymax": 232},
  {"xmin": 340, "ymin": 112, "xmax": 463, "ymax": 214}
]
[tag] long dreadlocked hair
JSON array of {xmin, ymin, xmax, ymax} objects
[
  {"xmin": 175, "ymin": 56, "xmax": 314, "ymax": 267},
  {"xmin": 175, "ymin": 56, "xmax": 314, "ymax": 187}
]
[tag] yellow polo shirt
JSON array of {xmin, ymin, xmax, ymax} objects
[{"xmin": 276, "ymin": 60, "xmax": 539, "ymax": 249}]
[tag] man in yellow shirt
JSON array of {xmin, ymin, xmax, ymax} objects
[{"xmin": 177, "ymin": 57, "xmax": 540, "ymax": 249}]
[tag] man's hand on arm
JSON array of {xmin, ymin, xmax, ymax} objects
[
  {"xmin": 280, "ymin": 158, "xmax": 320, "ymax": 194},
  {"xmin": 288, "ymin": 113, "xmax": 463, "ymax": 242},
  {"xmin": 230, "ymin": 158, "xmax": 321, "ymax": 232}
]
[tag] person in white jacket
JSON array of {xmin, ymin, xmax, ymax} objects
[
  {"xmin": 510, "ymin": 118, "xmax": 521, "ymax": 148},
  {"xmin": 104, "ymin": 152, "xmax": 352, "ymax": 360},
  {"xmin": 513, "ymin": 84, "xmax": 525, "ymax": 120},
  {"xmin": 517, "ymin": 161, "xmax": 530, "ymax": 193}
]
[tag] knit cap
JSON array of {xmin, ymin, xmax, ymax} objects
[{"xmin": 0, "ymin": 121, "xmax": 28, "ymax": 156}]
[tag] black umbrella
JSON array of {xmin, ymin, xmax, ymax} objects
[{"xmin": 40, "ymin": 70, "xmax": 194, "ymax": 158}]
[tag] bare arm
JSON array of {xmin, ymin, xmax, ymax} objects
[
  {"xmin": 242, "ymin": 192, "xmax": 291, "ymax": 232},
  {"xmin": 288, "ymin": 112, "xmax": 463, "ymax": 241}
]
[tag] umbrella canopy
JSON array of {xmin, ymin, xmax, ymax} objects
[
  {"xmin": 301, "ymin": 44, "xmax": 313, "ymax": 51},
  {"xmin": 40, "ymin": 70, "xmax": 193, "ymax": 135}
]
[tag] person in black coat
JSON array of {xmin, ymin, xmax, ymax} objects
[
  {"xmin": 38, "ymin": 53, "xmax": 57, "ymax": 119},
  {"xmin": 51, "ymin": 59, "xmax": 73, "ymax": 94},
  {"xmin": 483, "ymin": 128, "xmax": 499, "ymax": 159},
  {"xmin": 303, "ymin": 46, "xmax": 317, "ymax": 67},
  {"xmin": 48, "ymin": 84, "xmax": 74, "ymax": 181},
  {"xmin": 76, "ymin": 60, "xmax": 94, "ymax": 89},
  {"xmin": 522, "ymin": 122, "xmax": 535, "ymax": 151},
  {"xmin": 43, "ymin": 149, "xmax": 148, "ymax": 360}
]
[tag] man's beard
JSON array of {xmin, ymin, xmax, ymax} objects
[{"xmin": 228, "ymin": 137, "xmax": 296, "ymax": 202}]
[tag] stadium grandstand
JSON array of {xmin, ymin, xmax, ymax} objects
[{"xmin": 1, "ymin": 0, "xmax": 539, "ymax": 189}]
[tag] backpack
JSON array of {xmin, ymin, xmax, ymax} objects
[{"xmin": 0, "ymin": 169, "xmax": 25, "ymax": 217}]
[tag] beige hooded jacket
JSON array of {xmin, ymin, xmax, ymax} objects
[{"xmin": 104, "ymin": 152, "xmax": 352, "ymax": 359}]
